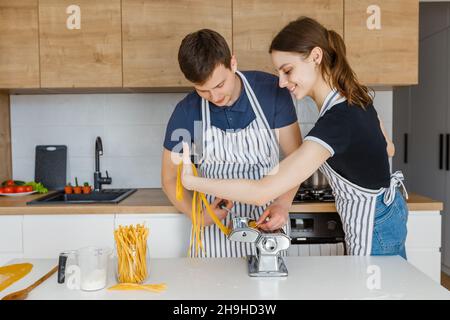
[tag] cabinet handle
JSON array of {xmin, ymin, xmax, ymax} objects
[
  {"xmin": 446, "ymin": 134, "xmax": 450, "ymax": 171},
  {"xmin": 403, "ymin": 133, "xmax": 408, "ymax": 164},
  {"xmin": 439, "ymin": 134, "xmax": 444, "ymax": 170}
]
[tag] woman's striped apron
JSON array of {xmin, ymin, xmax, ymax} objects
[
  {"xmin": 191, "ymin": 70, "xmax": 285, "ymax": 258},
  {"xmin": 313, "ymin": 90, "xmax": 408, "ymax": 256}
]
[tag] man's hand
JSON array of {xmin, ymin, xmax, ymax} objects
[
  {"xmin": 203, "ymin": 198, "xmax": 234, "ymax": 226},
  {"xmin": 256, "ymin": 199, "xmax": 291, "ymax": 231}
]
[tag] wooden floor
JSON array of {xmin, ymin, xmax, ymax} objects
[{"xmin": 442, "ymin": 272, "xmax": 450, "ymax": 290}]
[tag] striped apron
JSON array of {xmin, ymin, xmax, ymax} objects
[
  {"xmin": 315, "ymin": 90, "xmax": 408, "ymax": 256},
  {"xmin": 191, "ymin": 70, "xmax": 284, "ymax": 258}
]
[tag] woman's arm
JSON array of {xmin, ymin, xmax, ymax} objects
[{"xmin": 182, "ymin": 141, "xmax": 331, "ymax": 206}]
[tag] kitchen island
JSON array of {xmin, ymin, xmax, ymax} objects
[
  {"xmin": 1, "ymin": 256, "xmax": 449, "ymax": 300},
  {"xmin": 0, "ymin": 189, "xmax": 444, "ymax": 283}
]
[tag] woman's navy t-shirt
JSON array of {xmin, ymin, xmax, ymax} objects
[
  {"xmin": 163, "ymin": 71, "xmax": 297, "ymax": 152},
  {"xmin": 305, "ymin": 100, "xmax": 391, "ymax": 190}
]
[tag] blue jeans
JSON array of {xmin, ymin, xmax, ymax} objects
[{"xmin": 371, "ymin": 189, "xmax": 408, "ymax": 259}]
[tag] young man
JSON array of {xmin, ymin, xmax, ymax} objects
[{"xmin": 161, "ymin": 29, "xmax": 301, "ymax": 257}]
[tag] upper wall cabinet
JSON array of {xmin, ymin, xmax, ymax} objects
[
  {"xmin": 0, "ymin": 0, "xmax": 40, "ymax": 88},
  {"xmin": 345, "ymin": 0, "xmax": 418, "ymax": 85},
  {"xmin": 39, "ymin": 0, "xmax": 122, "ymax": 88},
  {"xmin": 122, "ymin": 0, "xmax": 232, "ymax": 87},
  {"xmin": 233, "ymin": 0, "xmax": 344, "ymax": 74}
]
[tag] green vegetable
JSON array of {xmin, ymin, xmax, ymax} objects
[
  {"xmin": 1, "ymin": 180, "xmax": 25, "ymax": 186},
  {"xmin": 83, "ymin": 182, "xmax": 89, "ymax": 187},
  {"xmin": 24, "ymin": 181, "xmax": 48, "ymax": 194},
  {"xmin": 75, "ymin": 177, "xmax": 79, "ymax": 187}
]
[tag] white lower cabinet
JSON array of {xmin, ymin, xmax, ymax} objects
[
  {"xmin": 0, "ymin": 216, "xmax": 23, "ymax": 265},
  {"xmin": 22, "ymin": 214, "xmax": 115, "ymax": 259},
  {"xmin": 405, "ymin": 211, "xmax": 442, "ymax": 283},
  {"xmin": 0, "ymin": 210, "xmax": 442, "ymax": 283},
  {"xmin": 406, "ymin": 249, "xmax": 441, "ymax": 283},
  {"xmin": 287, "ymin": 211, "xmax": 442, "ymax": 283},
  {"xmin": 115, "ymin": 213, "xmax": 191, "ymax": 258}
]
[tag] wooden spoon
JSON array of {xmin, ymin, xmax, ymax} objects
[{"xmin": 2, "ymin": 265, "xmax": 58, "ymax": 300}]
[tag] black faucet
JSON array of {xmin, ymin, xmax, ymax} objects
[{"xmin": 94, "ymin": 136, "xmax": 112, "ymax": 191}]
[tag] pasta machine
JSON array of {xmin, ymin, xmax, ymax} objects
[{"xmin": 227, "ymin": 216, "xmax": 291, "ymax": 277}]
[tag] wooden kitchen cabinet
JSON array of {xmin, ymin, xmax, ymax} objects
[
  {"xmin": 0, "ymin": 0, "xmax": 40, "ymax": 88},
  {"xmin": 233, "ymin": 0, "xmax": 344, "ymax": 74},
  {"xmin": 39, "ymin": 0, "xmax": 122, "ymax": 88},
  {"xmin": 122, "ymin": 0, "xmax": 232, "ymax": 87},
  {"xmin": 344, "ymin": 0, "xmax": 418, "ymax": 85},
  {"xmin": 0, "ymin": 93, "xmax": 12, "ymax": 183}
]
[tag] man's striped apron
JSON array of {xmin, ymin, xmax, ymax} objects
[
  {"xmin": 191, "ymin": 70, "xmax": 284, "ymax": 258},
  {"xmin": 313, "ymin": 90, "xmax": 408, "ymax": 256}
]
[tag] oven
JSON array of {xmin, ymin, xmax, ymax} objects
[
  {"xmin": 288, "ymin": 212, "xmax": 346, "ymax": 256},
  {"xmin": 287, "ymin": 181, "xmax": 347, "ymax": 256}
]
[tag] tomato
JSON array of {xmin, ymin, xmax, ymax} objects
[
  {"xmin": 0, "ymin": 187, "xmax": 4, "ymax": 193},
  {"xmin": 25, "ymin": 185, "xmax": 33, "ymax": 192},
  {"xmin": 16, "ymin": 186, "xmax": 27, "ymax": 193},
  {"xmin": 3, "ymin": 186, "xmax": 15, "ymax": 193},
  {"xmin": 5, "ymin": 180, "xmax": 15, "ymax": 187}
]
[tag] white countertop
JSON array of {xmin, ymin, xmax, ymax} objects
[{"xmin": 1, "ymin": 256, "xmax": 449, "ymax": 300}]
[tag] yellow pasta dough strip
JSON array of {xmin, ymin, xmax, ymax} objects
[
  {"xmin": 108, "ymin": 282, "xmax": 167, "ymax": 293},
  {"xmin": 115, "ymin": 224, "xmax": 149, "ymax": 284},
  {"xmin": 0, "ymin": 263, "xmax": 33, "ymax": 292},
  {"xmin": 176, "ymin": 163, "xmax": 231, "ymax": 257}
]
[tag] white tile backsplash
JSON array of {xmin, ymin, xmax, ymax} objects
[
  {"xmin": 10, "ymin": 94, "xmax": 106, "ymax": 126},
  {"xmin": 10, "ymin": 90, "xmax": 392, "ymax": 187},
  {"xmin": 11, "ymin": 93, "xmax": 184, "ymax": 186},
  {"xmin": 104, "ymin": 93, "xmax": 184, "ymax": 125},
  {"xmin": 12, "ymin": 125, "xmax": 105, "ymax": 158},
  {"xmin": 103, "ymin": 124, "xmax": 166, "ymax": 157}
]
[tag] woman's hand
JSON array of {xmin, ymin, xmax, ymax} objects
[
  {"xmin": 256, "ymin": 199, "xmax": 290, "ymax": 231},
  {"xmin": 181, "ymin": 142, "xmax": 195, "ymax": 190}
]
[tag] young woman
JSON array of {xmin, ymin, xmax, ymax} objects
[{"xmin": 181, "ymin": 17, "xmax": 409, "ymax": 259}]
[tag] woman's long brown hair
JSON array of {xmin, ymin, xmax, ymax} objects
[{"xmin": 270, "ymin": 17, "xmax": 373, "ymax": 108}]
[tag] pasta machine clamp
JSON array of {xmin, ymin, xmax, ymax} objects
[{"xmin": 227, "ymin": 216, "xmax": 291, "ymax": 277}]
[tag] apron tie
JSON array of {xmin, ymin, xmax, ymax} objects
[{"xmin": 383, "ymin": 171, "xmax": 408, "ymax": 206}]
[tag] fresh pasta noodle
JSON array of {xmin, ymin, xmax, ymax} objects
[
  {"xmin": 114, "ymin": 224, "xmax": 149, "ymax": 284},
  {"xmin": 248, "ymin": 220, "xmax": 258, "ymax": 229},
  {"xmin": 108, "ymin": 282, "xmax": 167, "ymax": 293},
  {"xmin": 0, "ymin": 263, "xmax": 33, "ymax": 292},
  {"xmin": 176, "ymin": 162, "xmax": 230, "ymax": 257}
]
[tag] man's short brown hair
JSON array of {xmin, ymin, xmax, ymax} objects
[{"xmin": 178, "ymin": 29, "xmax": 232, "ymax": 84}]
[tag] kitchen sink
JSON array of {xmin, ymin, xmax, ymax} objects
[{"xmin": 27, "ymin": 188, "xmax": 137, "ymax": 205}]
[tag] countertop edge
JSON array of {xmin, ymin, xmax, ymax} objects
[{"xmin": 0, "ymin": 189, "xmax": 443, "ymax": 215}]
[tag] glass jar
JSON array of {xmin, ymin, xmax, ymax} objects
[{"xmin": 115, "ymin": 243, "xmax": 149, "ymax": 284}]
